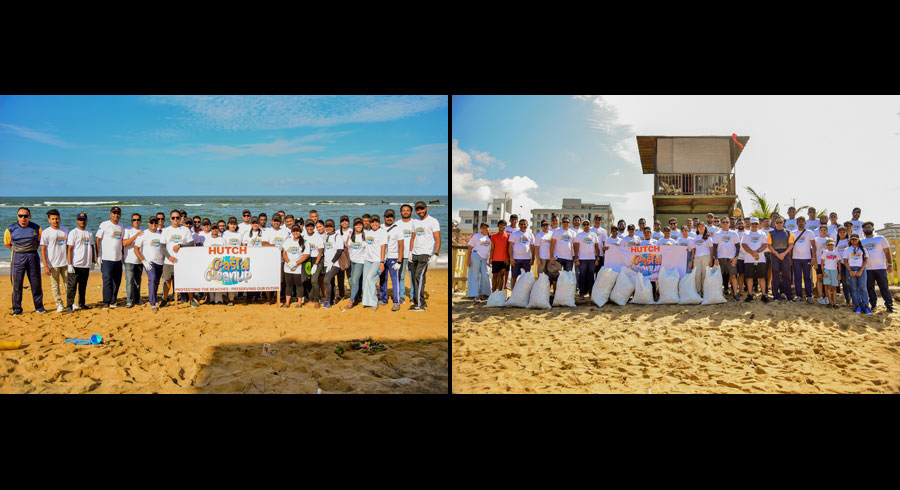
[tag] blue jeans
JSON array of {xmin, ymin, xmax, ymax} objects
[
  {"xmin": 398, "ymin": 257, "xmax": 410, "ymax": 300},
  {"xmin": 848, "ymin": 266, "xmax": 869, "ymax": 308},
  {"xmin": 363, "ymin": 260, "xmax": 381, "ymax": 307},
  {"xmin": 350, "ymin": 261, "xmax": 365, "ymax": 303},
  {"xmin": 145, "ymin": 262, "xmax": 162, "ymax": 306},
  {"xmin": 467, "ymin": 253, "xmax": 491, "ymax": 298},
  {"xmin": 101, "ymin": 259, "xmax": 123, "ymax": 306},
  {"xmin": 866, "ymin": 268, "xmax": 893, "ymax": 309},
  {"xmin": 576, "ymin": 259, "xmax": 595, "ymax": 295},
  {"xmin": 380, "ymin": 258, "xmax": 401, "ymax": 304}
]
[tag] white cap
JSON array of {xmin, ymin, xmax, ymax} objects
[{"xmin": 750, "ymin": 218, "xmax": 759, "ymax": 224}]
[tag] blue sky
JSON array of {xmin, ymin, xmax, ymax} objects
[
  {"xmin": 0, "ymin": 95, "xmax": 448, "ymax": 196},
  {"xmin": 453, "ymin": 95, "xmax": 900, "ymax": 229}
]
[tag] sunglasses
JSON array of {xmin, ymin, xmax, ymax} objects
[
  {"xmin": 171, "ymin": 216, "xmax": 181, "ymax": 220},
  {"xmin": 243, "ymin": 213, "xmax": 251, "ymax": 216},
  {"xmin": 132, "ymin": 218, "xmax": 141, "ymax": 222},
  {"xmin": 18, "ymin": 214, "xmax": 29, "ymax": 218}
]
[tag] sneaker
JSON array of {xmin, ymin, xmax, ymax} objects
[
  {"xmin": 159, "ymin": 300, "xmax": 168, "ymax": 308},
  {"xmin": 761, "ymin": 295, "xmax": 770, "ymax": 303},
  {"xmin": 744, "ymin": 295, "xmax": 753, "ymax": 303},
  {"xmin": 823, "ymin": 297, "xmax": 830, "ymax": 305},
  {"xmin": 790, "ymin": 297, "xmax": 798, "ymax": 303},
  {"xmin": 864, "ymin": 306, "xmax": 872, "ymax": 315},
  {"xmin": 110, "ymin": 303, "xmax": 117, "ymax": 309},
  {"xmin": 73, "ymin": 304, "xmax": 82, "ymax": 311},
  {"xmin": 62, "ymin": 307, "xmax": 73, "ymax": 315},
  {"xmin": 806, "ymin": 298, "xmax": 813, "ymax": 304},
  {"xmin": 378, "ymin": 301, "xmax": 388, "ymax": 307},
  {"xmin": 817, "ymin": 297, "xmax": 825, "ymax": 305},
  {"xmin": 409, "ymin": 305, "xmax": 424, "ymax": 311},
  {"xmin": 151, "ymin": 305, "xmax": 159, "ymax": 311},
  {"xmin": 126, "ymin": 303, "xmax": 134, "ymax": 308},
  {"xmin": 102, "ymin": 304, "xmax": 110, "ymax": 310},
  {"xmin": 888, "ymin": 306, "xmax": 895, "ymax": 313},
  {"xmin": 371, "ymin": 303, "xmax": 378, "ymax": 312},
  {"xmin": 56, "ymin": 305, "xmax": 64, "ymax": 312},
  {"xmin": 11, "ymin": 311, "xmax": 22, "ymax": 316},
  {"xmin": 733, "ymin": 295, "xmax": 740, "ymax": 302},
  {"xmin": 854, "ymin": 306, "xmax": 862, "ymax": 314},
  {"xmin": 391, "ymin": 304, "xmax": 401, "ymax": 311},
  {"xmin": 322, "ymin": 302, "xmax": 331, "ymax": 309},
  {"xmin": 190, "ymin": 299, "xmax": 199, "ymax": 308}
]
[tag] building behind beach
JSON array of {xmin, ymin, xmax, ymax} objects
[
  {"xmin": 458, "ymin": 197, "xmax": 513, "ymax": 233},
  {"xmin": 637, "ymin": 135, "xmax": 748, "ymax": 224},
  {"xmin": 530, "ymin": 199, "xmax": 615, "ymax": 231},
  {"xmin": 875, "ymin": 223, "xmax": 900, "ymax": 240}
]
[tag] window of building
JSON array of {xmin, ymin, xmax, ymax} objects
[{"xmin": 464, "ymin": 219, "xmax": 472, "ymax": 224}]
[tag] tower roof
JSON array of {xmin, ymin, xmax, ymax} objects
[{"xmin": 636, "ymin": 135, "xmax": 749, "ymax": 174}]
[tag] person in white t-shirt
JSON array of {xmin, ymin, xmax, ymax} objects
[
  {"xmin": 264, "ymin": 214, "xmax": 291, "ymax": 305},
  {"xmin": 784, "ymin": 206, "xmax": 798, "ymax": 232},
  {"xmin": 222, "ymin": 218, "xmax": 243, "ymax": 247},
  {"xmin": 692, "ymin": 223, "xmax": 714, "ymax": 296},
  {"xmin": 827, "ymin": 212, "xmax": 841, "ymax": 240},
  {"xmin": 534, "ymin": 220, "xmax": 553, "ymax": 277},
  {"xmin": 835, "ymin": 226, "xmax": 853, "ymax": 306},
  {"xmin": 705, "ymin": 213, "xmax": 720, "ymax": 235},
  {"xmin": 849, "ymin": 208, "xmax": 864, "ymax": 238},
  {"xmin": 651, "ymin": 220, "xmax": 665, "ymax": 241},
  {"xmin": 638, "ymin": 226, "xmax": 658, "ymax": 247},
  {"xmin": 507, "ymin": 219, "xmax": 535, "ymax": 292},
  {"xmin": 842, "ymin": 233, "xmax": 870, "ymax": 314},
  {"xmin": 573, "ymin": 220, "xmax": 599, "ymax": 299},
  {"xmin": 657, "ymin": 227, "xmax": 676, "ymax": 246},
  {"xmin": 241, "ymin": 218, "xmax": 270, "ymax": 305},
  {"xmin": 39, "ymin": 209, "xmax": 69, "ymax": 311},
  {"xmin": 344, "ymin": 218, "xmax": 367, "ymax": 309},
  {"xmin": 740, "ymin": 218, "xmax": 769, "ymax": 303},
  {"xmin": 675, "ymin": 225, "xmax": 695, "ymax": 272},
  {"xmin": 321, "ymin": 219, "xmax": 347, "ymax": 309},
  {"xmin": 820, "ymin": 238, "xmax": 842, "ymax": 310},
  {"xmin": 238, "ymin": 209, "xmax": 253, "ymax": 238},
  {"xmin": 62, "ymin": 212, "xmax": 96, "ymax": 313},
  {"xmin": 121, "ymin": 212, "xmax": 147, "ymax": 308},
  {"xmin": 467, "ymin": 222, "xmax": 492, "ymax": 301},
  {"xmin": 281, "ymin": 224, "xmax": 310, "ymax": 308},
  {"xmin": 589, "ymin": 215, "xmax": 609, "ymax": 271},
  {"xmin": 95, "ymin": 206, "xmax": 125, "ymax": 309},
  {"xmin": 160, "ymin": 210, "xmax": 196, "ymax": 308},
  {"xmin": 132, "ymin": 216, "xmax": 167, "ymax": 310},
  {"xmin": 549, "ymin": 217, "xmax": 577, "ymax": 296},
  {"xmin": 395, "ymin": 205, "xmax": 415, "ymax": 304},
  {"xmin": 301, "ymin": 220, "xmax": 326, "ymax": 308},
  {"xmin": 378, "ymin": 211, "xmax": 405, "ymax": 311},
  {"xmin": 407, "ymin": 201, "xmax": 441, "ymax": 311},
  {"xmin": 202, "ymin": 225, "xmax": 226, "ymax": 305},
  {"xmin": 361, "ymin": 215, "xmax": 388, "ymax": 311},
  {"xmin": 813, "ymin": 224, "xmax": 830, "ymax": 304},
  {"xmin": 860, "ymin": 221, "xmax": 894, "ymax": 313},
  {"xmin": 790, "ymin": 217, "xmax": 817, "ymax": 303},
  {"xmin": 805, "ymin": 207, "xmax": 820, "ymax": 235}
]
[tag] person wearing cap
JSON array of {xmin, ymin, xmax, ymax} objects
[
  {"xmin": 408, "ymin": 201, "xmax": 441, "ymax": 311},
  {"xmin": 813, "ymin": 224, "xmax": 830, "ymax": 304},
  {"xmin": 691, "ymin": 223, "xmax": 714, "ymax": 295},
  {"xmin": 379, "ymin": 210, "xmax": 404, "ymax": 311},
  {"xmin": 321, "ymin": 219, "xmax": 347, "ymax": 309},
  {"xmin": 361, "ymin": 215, "xmax": 388, "ymax": 311},
  {"xmin": 300, "ymin": 219, "xmax": 325, "ymax": 308},
  {"xmin": 239, "ymin": 209, "xmax": 253, "ymax": 237},
  {"xmin": 281, "ymin": 224, "xmax": 310, "ymax": 308},
  {"xmin": 467, "ymin": 222, "xmax": 493, "ymax": 301},
  {"xmin": 62, "ymin": 212, "xmax": 95, "ymax": 313},
  {"xmin": 488, "ymin": 219, "xmax": 510, "ymax": 294},
  {"xmin": 242, "ymin": 217, "xmax": 269, "ymax": 304},
  {"xmin": 534, "ymin": 220, "xmax": 553, "ymax": 279},
  {"xmin": 335, "ymin": 214, "xmax": 352, "ymax": 303},
  {"xmin": 132, "ymin": 217, "xmax": 167, "ymax": 310},
  {"xmin": 395, "ymin": 205, "xmax": 415, "ymax": 304},
  {"xmin": 121, "ymin": 212, "xmax": 147, "ymax": 308},
  {"xmin": 589, "ymin": 215, "xmax": 608, "ymax": 272},
  {"xmin": 712, "ymin": 218, "xmax": 742, "ymax": 301},
  {"xmin": 820, "ymin": 237, "xmax": 842, "ymax": 309},
  {"xmin": 766, "ymin": 217, "xmax": 796, "ymax": 302},
  {"xmin": 264, "ymin": 214, "xmax": 291, "ymax": 305},
  {"xmin": 842, "ymin": 233, "xmax": 870, "ymax": 314},
  {"xmin": 740, "ymin": 218, "xmax": 769, "ymax": 303},
  {"xmin": 160, "ymin": 209, "xmax": 197, "ymax": 308},
  {"xmin": 860, "ymin": 221, "xmax": 894, "ymax": 313},
  {"xmin": 344, "ymin": 218, "xmax": 367, "ymax": 309},
  {"xmin": 705, "ymin": 213, "xmax": 719, "ymax": 234},
  {"xmin": 6, "ymin": 206, "xmax": 46, "ymax": 315},
  {"xmin": 95, "ymin": 206, "xmax": 125, "ymax": 309},
  {"xmin": 622, "ymin": 224, "xmax": 639, "ymax": 247},
  {"xmin": 39, "ymin": 209, "xmax": 69, "ymax": 312},
  {"xmin": 508, "ymin": 218, "xmax": 534, "ymax": 292},
  {"xmin": 549, "ymin": 217, "xmax": 577, "ymax": 288},
  {"xmin": 790, "ymin": 216, "xmax": 817, "ymax": 304},
  {"xmin": 573, "ymin": 219, "xmax": 600, "ymax": 299}
]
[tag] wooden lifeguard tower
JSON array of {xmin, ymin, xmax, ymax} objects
[{"xmin": 636, "ymin": 135, "xmax": 749, "ymax": 224}]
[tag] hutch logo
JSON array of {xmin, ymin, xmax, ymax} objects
[{"xmin": 208, "ymin": 246, "xmax": 247, "ymax": 255}]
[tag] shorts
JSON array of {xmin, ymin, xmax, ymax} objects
[
  {"xmin": 492, "ymin": 261, "xmax": 509, "ymax": 274},
  {"xmin": 162, "ymin": 263, "xmax": 175, "ymax": 282},
  {"xmin": 736, "ymin": 259, "xmax": 745, "ymax": 275},
  {"xmin": 511, "ymin": 259, "xmax": 531, "ymax": 279},
  {"xmin": 744, "ymin": 262, "xmax": 766, "ymax": 279},
  {"xmin": 814, "ymin": 264, "xmax": 822, "ymax": 275},
  {"xmin": 823, "ymin": 268, "xmax": 839, "ymax": 286},
  {"xmin": 718, "ymin": 258, "xmax": 737, "ymax": 276}
]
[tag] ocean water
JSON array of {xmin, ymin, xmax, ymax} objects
[{"xmin": 0, "ymin": 195, "xmax": 448, "ymax": 269}]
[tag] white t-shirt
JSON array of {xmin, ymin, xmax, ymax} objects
[
  {"xmin": 675, "ymin": 235, "xmax": 695, "ymax": 254},
  {"xmin": 509, "ymin": 230, "xmax": 535, "ymax": 260},
  {"xmin": 303, "ymin": 231, "xmax": 324, "ymax": 258},
  {"xmin": 238, "ymin": 222, "xmax": 253, "ymax": 238},
  {"xmin": 650, "ymin": 231, "xmax": 665, "ymax": 241},
  {"xmin": 828, "ymin": 224, "xmax": 842, "ymax": 240},
  {"xmin": 347, "ymin": 231, "xmax": 367, "ymax": 264},
  {"xmin": 705, "ymin": 225, "xmax": 720, "ymax": 235},
  {"xmin": 850, "ymin": 220, "xmax": 863, "ymax": 237},
  {"xmin": 40, "ymin": 226, "xmax": 69, "ymax": 268},
  {"xmin": 535, "ymin": 231, "xmax": 552, "ymax": 260},
  {"xmin": 657, "ymin": 238, "xmax": 676, "ymax": 246},
  {"xmin": 784, "ymin": 218, "xmax": 798, "ymax": 232},
  {"xmin": 589, "ymin": 228, "xmax": 609, "ymax": 255},
  {"xmin": 364, "ymin": 227, "xmax": 387, "ymax": 263},
  {"xmin": 843, "ymin": 245, "xmax": 866, "ymax": 269},
  {"xmin": 807, "ymin": 221, "xmax": 821, "ymax": 235},
  {"xmin": 551, "ymin": 228, "xmax": 577, "ymax": 260},
  {"xmin": 264, "ymin": 227, "xmax": 291, "ymax": 255},
  {"xmin": 281, "ymin": 237, "xmax": 308, "ymax": 274},
  {"xmin": 821, "ymin": 247, "xmax": 842, "ymax": 270},
  {"xmin": 860, "ymin": 235, "xmax": 890, "ymax": 270},
  {"xmin": 692, "ymin": 236, "xmax": 713, "ymax": 257},
  {"xmin": 242, "ymin": 230, "xmax": 266, "ymax": 247},
  {"xmin": 638, "ymin": 238, "xmax": 658, "ymax": 246},
  {"xmin": 814, "ymin": 236, "xmax": 829, "ymax": 265},
  {"xmin": 606, "ymin": 236, "xmax": 623, "ymax": 249},
  {"xmin": 574, "ymin": 231, "xmax": 599, "ymax": 260},
  {"xmin": 411, "ymin": 215, "xmax": 441, "ymax": 256},
  {"xmin": 96, "ymin": 220, "xmax": 125, "ymax": 262},
  {"xmin": 136, "ymin": 230, "xmax": 166, "ymax": 265},
  {"xmin": 836, "ymin": 238, "xmax": 850, "ymax": 263},
  {"xmin": 621, "ymin": 235, "xmax": 640, "ymax": 247},
  {"xmin": 205, "ymin": 235, "xmax": 226, "ymax": 248},
  {"xmin": 384, "ymin": 224, "xmax": 404, "ymax": 260},
  {"xmin": 122, "ymin": 227, "xmax": 147, "ymax": 265},
  {"xmin": 322, "ymin": 232, "xmax": 345, "ymax": 265},
  {"xmin": 222, "ymin": 230, "xmax": 243, "ymax": 247},
  {"xmin": 467, "ymin": 233, "xmax": 492, "ymax": 261},
  {"xmin": 160, "ymin": 225, "xmax": 194, "ymax": 258},
  {"xmin": 193, "ymin": 230, "xmax": 211, "ymax": 247},
  {"xmin": 742, "ymin": 231, "xmax": 768, "ymax": 264},
  {"xmin": 791, "ymin": 229, "xmax": 816, "ymax": 260},
  {"xmin": 66, "ymin": 228, "xmax": 94, "ymax": 268},
  {"xmin": 396, "ymin": 219, "xmax": 415, "ymax": 253},
  {"xmin": 713, "ymin": 230, "xmax": 740, "ymax": 259}
]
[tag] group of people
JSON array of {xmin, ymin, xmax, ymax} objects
[
  {"xmin": 466, "ymin": 206, "xmax": 894, "ymax": 314},
  {"xmin": 6, "ymin": 201, "xmax": 441, "ymax": 315}
]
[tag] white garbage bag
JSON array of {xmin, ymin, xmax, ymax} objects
[
  {"xmin": 527, "ymin": 273, "xmax": 552, "ymax": 309},
  {"xmin": 591, "ymin": 267, "xmax": 618, "ymax": 308},
  {"xmin": 486, "ymin": 290, "xmax": 508, "ymax": 307},
  {"xmin": 505, "ymin": 272, "xmax": 535, "ymax": 308},
  {"xmin": 677, "ymin": 268, "xmax": 703, "ymax": 305},
  {"xmin": 630, "ymin": 272, "xmax": 655, "ymax": 304},
  {"xmin": 609, "ymin": 267, "xmax": 637, "ymax": 306},
  {"xmin": 553, "ymin": 270, "xmax": 577, "ymax": 307},
  {"xmin": 701, "ymin": 265, "xmax": 728, "ymax": 305},
  {"xmin": 656, "ymin": 267, "xmax": 680, "ymax": 304}
]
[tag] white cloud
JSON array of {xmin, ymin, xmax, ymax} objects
[
  {"xmin": 470, "ymin": 149, "xmax": 506, "ymax": 170},
  {"xmin": 452, "ymin": 140, "xmax": 543, "ymax": 221},
  {"xmin": 0, "ymin": 123, "xmax": 72, "ymax": 147},
  {"xmin": 146, "ymin": 95, "xmax": 447, "ymax": 130}
]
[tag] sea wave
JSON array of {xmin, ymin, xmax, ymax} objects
[
  {"xmin": 42, "ymin": 201, "xmax": 120, "ymax": 206},
  {"xmin": 183, "ymin": 204, "xmax": 204, "ymax": 207}
]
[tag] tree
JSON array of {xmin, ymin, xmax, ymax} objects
[{"xmin": 745, "ymin": 186, "xmax": 780, "ymax": 219}]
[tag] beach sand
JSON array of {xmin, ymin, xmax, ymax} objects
[
  {"xmin": 452, "ymin": 294, "xmax": 900, "ymax": 394},
  {"xmin": 0, "ymin": 270, "xmax": 448, "ymax": 394}
]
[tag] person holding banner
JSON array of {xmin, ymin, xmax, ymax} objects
[
  {"xmin": 692, "ymin": 223, "xmax": 713, "ymax": 295},
  {"xmin": 243, "ymin": 218, "xmax": 270, "ymax": 305},
  {"xmin": 203, "ymin": 224, "xmax": 226, "ymax": 305},
  {"xmin": 622, "ymin": 224, "xmax": 639, "ymax": 247},
  {"xmin": 741, "ymin": 218, "xmax": 769, "ymax": 303},
  {"xmin": 639, "ymin": 227, "xmax": 657, "ymax": 246},
  {"xmin": 160, "ymin": 210, "xmax": 197, "ymax": 308},
  {"xmin": 605, "ymin": 226, "xmax": 623, "ymax": 249},
  {"xmin": 573, "ymin": 219, "xmax": 600, "ymax": 299},
  {"xmin": 658, "ymin": 227, "xmax": 676, "ymax": 246},
  {"xmin": 281, "ymin": 225, "xmax": 310, "ymax": 308},
  {"xmin": 264, "ymin": 214, "xmax": 291, "ymax": 306}
]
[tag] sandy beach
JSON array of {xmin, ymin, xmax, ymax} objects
[
  {"xmin": 0, "ymin": 270, "xmax": 448, "ymax": 394},
  {"xmin": 452, "ymin": 294, "xmax": 900, "ymax": 394}
]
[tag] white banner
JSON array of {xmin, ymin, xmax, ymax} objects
[
  {"xmin": 604, "ymin": 245, "xmax": 687, "ymax": 281},
  {"xmin": 173, "ymin": 246, "xmax": 281, "ymax": 292}
]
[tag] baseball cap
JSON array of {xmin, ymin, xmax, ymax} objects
[
  {"xmin": 750, "ymin": 218, "xmax": 759, "ymax": 224},
  {"xmin": 76, "ymin": 213, "xmax": 87, "ymax": 220},
  {"xmin": 414, "ymin": 201, "xmax": 427, "ymax": 209},
  {"xmin": 110, "ymin": 206, "xmax": 122, "ymax": 213},
  {"xmin": 825, "ymin": 238, "xmax": 835, "ymax": 244}
]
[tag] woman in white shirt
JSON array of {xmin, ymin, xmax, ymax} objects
[
  {"xmin": 676, "ymin": 225, "xmax": 696, "ymax": 272},
  {"xmin": 345, "ymin": 218, "xmax": 367, "ymax": 309},
  {"xmin": 242, "ymin": 218, "xmax": 269, "ymax": 305},
  {"xmin": 281, "ymin": 225, "xmax": 310, "ymax": 308},
  {"xmin": 692, "ymin": 223, "xmax": 714, "ymax": 295},
  {"xmin": 467, "ymin": 222, "xmax": 493, "ymax": 301},
  {"xmin": 321, "ymin": 219, "xmax": 345, "ymax": 309}
]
